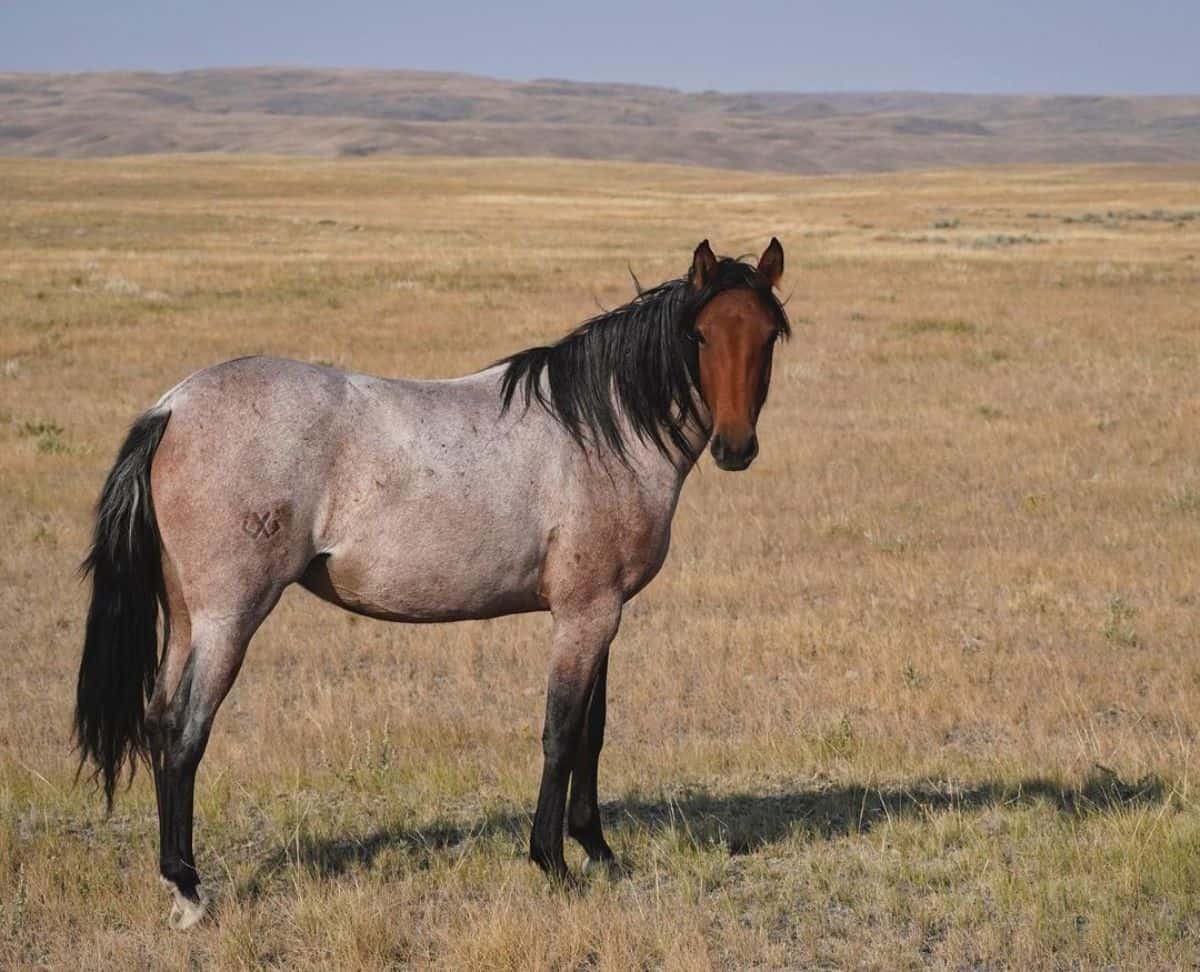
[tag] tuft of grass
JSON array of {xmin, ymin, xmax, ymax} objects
[
  {"xmin": 866, "ymin": 531, "xmax": 909, "ymax": 554},
  {"xmin": 1164, "ymin": 484, "xmax": 1200, "ymax": 514},
  {"xmin": 902, "ymin": 663, "xmax": 927, "ymax": 689},
  {"xmin": 17, "ymin": 419, "xmax": 69, "ymax": 454},
  {"xmin": 1063, "ymin": 209, "xmax": 1200, "ymax": 226},
  {"xmin": 814, "ymin": 715, "xmax": 858, "ymax": 761},
  {"xmin": 970, "ymin": 233, "xmax": 1045, "ymax": 248},
  {"xmin": 892, "ymin": 317, "xmax": 978, "ymax": 337},
  {"xmin": 1102, "ymin": 596, "xmax": 1141, "ymax": 649},
  {"xmin": 30, "ymin": 521, "xmax": 56, "ymax": 545}
]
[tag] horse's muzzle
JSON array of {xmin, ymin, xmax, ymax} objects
[{"xmin": 711, "ymin": 433, "xmax": 759, "ymax": 471}]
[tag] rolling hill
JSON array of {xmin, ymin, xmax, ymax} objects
[{"xmin": 1, "ymin": 67, "xmax": 1198, "ymax": 172}]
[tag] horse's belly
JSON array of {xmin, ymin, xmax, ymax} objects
[{"xmin": 299, "ymin": 527, "xmax": 546, "ymax": 623}]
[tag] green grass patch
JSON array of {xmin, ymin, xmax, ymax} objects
[{"xmin": 17, "ymin": 419, "xmax": 69, "ymax": 454}]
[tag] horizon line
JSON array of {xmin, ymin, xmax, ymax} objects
[{"xmin": 1, "ymin": 63, "xmax": 1197, "ymax": 100}]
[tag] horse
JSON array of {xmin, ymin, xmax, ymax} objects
[{"xmin": 74, "ymin": 237, "xmax": 789, "ymax": 928}]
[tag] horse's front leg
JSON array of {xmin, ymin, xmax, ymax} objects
[
  {"xmin": 567, "ymin": 654, "xmax": 616, "ymax": 870},
  {"xmin": 530, "ymin": 596, "xmax": 621, "ymax": 881}
]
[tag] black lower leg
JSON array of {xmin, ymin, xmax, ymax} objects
[
  {"xmin": 530, "ymin": 600, "xmax": 621, "ymax": 882},
  {"xmin": 155, "ymin": 659, "xmax": 205, "ymax": 901},
  {"xmin": 567, "ymin": 657, "xmax": 614, "ymax": 863},
  {"xmin": 163, "ymin": 762, "xmax": 200, "ymax": 897},
  {"xmin": 157, "ymin": 740, "xmax": 203, "ymax": 900},
  {"xmin": 149, "ymin": 723, "xmax": 168, "ymax": 874},
  {"xmin": 529, "ymin": 703, "xmax": 580, "ymax": 881}
]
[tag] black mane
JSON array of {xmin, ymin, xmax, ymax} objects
[{"xmin": 498, "ymin": 257, "xmax": 789, "ymax": 464}]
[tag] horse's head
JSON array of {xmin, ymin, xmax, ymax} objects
[{"xmin": 685, "ymin": 238, "xmax": 787, "ymax": 471}]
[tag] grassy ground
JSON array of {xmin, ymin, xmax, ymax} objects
[{"xmin": 2, "ymin": 156, "xmax": 1199, "ymax": 969}]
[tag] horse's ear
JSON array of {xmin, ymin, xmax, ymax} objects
[
  {"xmin": 757, "ymin": 237, "xmax": 784, "ymax": 288},
  {"xmin": 689, "ymin": 239, "xmax": 718, "ymax": 290}
]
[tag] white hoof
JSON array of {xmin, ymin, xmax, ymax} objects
[
  {"xmin": 162, "ymin": 880, "xmax": 208, "ymax": 930},
  {"xmin": 583, "ymin": 856, "xmax": 613, "ymax": 876}
]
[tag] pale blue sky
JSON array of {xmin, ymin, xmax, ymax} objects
[{"xmin": 1, "ymin": 0, "xmax": 1195, "ymax": 94}]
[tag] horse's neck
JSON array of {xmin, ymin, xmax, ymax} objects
[
  {"xmin": 448, "ymin": 361, "xmax": 710, "ymax": 500},
  {"xmin": 619, "ymin": 393, "xmax": 711, "ymax": 495}
]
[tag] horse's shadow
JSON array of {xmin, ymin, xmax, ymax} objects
[{"xmin": 241, "ymin": 768, "xmax": 1164, "ymax": 897}]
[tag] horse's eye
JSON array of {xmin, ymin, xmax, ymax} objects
[{"xmin": 691, "ymin": 330, "xmax": 706, "ymax": 346}]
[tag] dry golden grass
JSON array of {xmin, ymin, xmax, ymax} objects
[{"xmin": 2, "ymin": 156, "xmax": 1199, "ymax": 969}]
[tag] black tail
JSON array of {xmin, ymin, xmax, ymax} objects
[{"xmin": 74, "ymin": 408, "xmax": 172, "ymax": 810}]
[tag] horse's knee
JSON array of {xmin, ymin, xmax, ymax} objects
[{"xmin": 541, "ymin": 725, "xmax": 580, "ymax": 771}]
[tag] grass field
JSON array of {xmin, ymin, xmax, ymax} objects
[{"xmin": 2, "ymin": 156, "xmax": 1199, "ymax": 969}]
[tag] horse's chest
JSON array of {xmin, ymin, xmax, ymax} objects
[
  {"xmin": 619, "ymin": 512, "xmax": 674, "ymax": 595},
  {"xmin": 548, "ymin": 494, "xmax": 676, "ymax": 602}
]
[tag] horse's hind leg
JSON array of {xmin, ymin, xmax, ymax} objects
[
  {"xmin": 146, "ymin": 570, "xmax": 191, "ymax": 924},
  {"xmin": 147, "ymin": 595, "xmax": 279, "ymax": 929}
]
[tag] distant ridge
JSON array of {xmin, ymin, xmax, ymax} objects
[{"xmin": 2, "ymin": 68, "xmax": 1198, "ymax": 172}]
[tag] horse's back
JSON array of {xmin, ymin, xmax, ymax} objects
[{"xmin": 148, "ymin": 355, "xmax": 559, "ymax": 623}]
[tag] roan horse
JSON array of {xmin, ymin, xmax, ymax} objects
[{"xmin": 75, "ymin": 238, "xmax": 789, "ymax": 928}]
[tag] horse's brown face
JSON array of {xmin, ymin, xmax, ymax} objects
[{"xmin": 689, "ymin": 238, "xmax": 785, "ymax": 471}]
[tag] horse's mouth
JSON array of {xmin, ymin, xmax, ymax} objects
[
  {"xmin": 714, "ymin": 454, "xmax": 755, "ymax": 471},
  {"xmin": 711, "ymin": 437, "xmax": 759, "ymax": 471}
]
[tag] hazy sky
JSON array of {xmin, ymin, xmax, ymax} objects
[{"xmin": 1, "ymin": 1, "xmax": 1195, "ymax": 94}]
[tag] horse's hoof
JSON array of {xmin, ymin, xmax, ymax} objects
[
  {"xmin": 165, "ymin": 884, "xmax": 207, "ymax": 930},
  {"xmin": 582, "ymin": 855, "xmax": 624, "ymax": 878}
]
